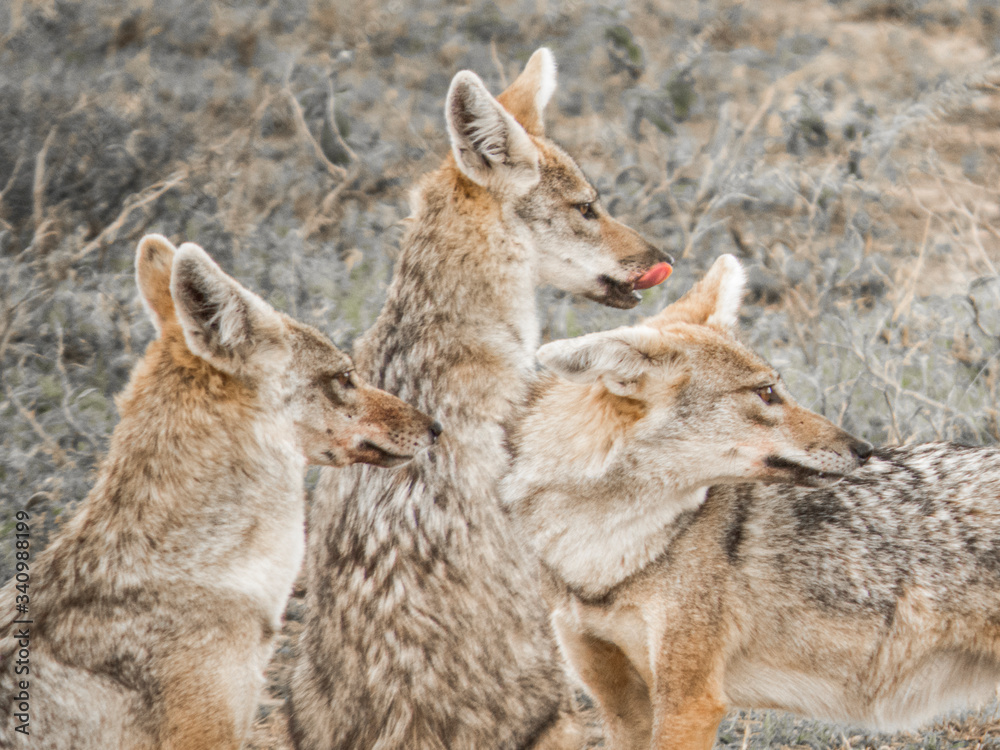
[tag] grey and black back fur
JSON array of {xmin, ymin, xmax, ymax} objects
[{"xmin": 710, "ymin": 442, "xmax": 1000, "ymax": 728}]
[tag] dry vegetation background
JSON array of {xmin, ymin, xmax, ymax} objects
[{"xmin": 3, "ymin": 0, "xmax": 1000, "ymax": 747}]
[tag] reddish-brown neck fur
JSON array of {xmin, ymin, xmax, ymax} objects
[
  {"xmin": 120, "ymin": 328, "xmax": 259, "ymax": 414},
  {"xmin": 29, "ymin": 330, "xmax": 286, "ymax": 632}
]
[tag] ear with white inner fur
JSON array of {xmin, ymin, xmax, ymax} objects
[
  {"xmin": 171, "ymin": 242, "xmax": 283, "ymax": 377},
  {"xmin": 135, "ymin": 234, "xmax": 178, "ymax": 336},
  {"xmin": 446, "ymin": 70, "xmax": 539, "ymax": 190},
  {"xmin": 496, "ymin": 47, "xmax": 557, "ymax": 137},
  {"xmin": 538, "ymin": 325, "xmax": 672, "ymax": 396},
  {"xmin": 646, "ymin": 253, "xmax": 746, "ymax": 332}
]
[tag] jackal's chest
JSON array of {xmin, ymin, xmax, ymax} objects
[
  {"xmin": 563, "ymin": 595, "xmax": 655, "ymax": 688},
  {"xmin": 216, "ymin": 493, "xmax": 306, "ymax": 631}
]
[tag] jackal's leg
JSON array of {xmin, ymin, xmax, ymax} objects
[
  {"xmin": 648, "ymin": 643, "xmax": 727, "ymax": 750},
  {"xmin": 162, "ymin": 706, "xmax": 243, "ymax": 750},
  {"xmin": 555, "ymin": 622, "xmax": 652, "ymax": 750},
  {"xmin": 650, "ymin": 692, "xmax": 726, "ymax": 750},
  {"xmin": 160, "ymin": 642, "xmax": 264, "ymax": 750}
]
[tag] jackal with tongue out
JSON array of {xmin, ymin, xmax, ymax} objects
[{"xmin": 289, "ymin": 48, "xmax": 671, "ymax": 750}]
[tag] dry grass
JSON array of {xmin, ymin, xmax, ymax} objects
[{"xmin": 3, "ymin": 0, "xmax": 1000, "ymax": 746}]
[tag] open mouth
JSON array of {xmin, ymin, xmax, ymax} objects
[
  {"xmin": 356, "ymin": 440, "xmax": 415, "ymax": 468},
  {"xmin": 592, "ymin": 262, "xmax": 674, "ymax": 309}
]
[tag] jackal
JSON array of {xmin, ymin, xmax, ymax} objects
[
  {"xmin": 503, "ymin": 254, "xmax": 893, "ymax": 750},
  {"xmin": 289, "ymin": 48, "xmax": 672, "ymax": 750},
  {"xmin": 0, "ymin": 235, "xmax": 438, "ymax": 750}
]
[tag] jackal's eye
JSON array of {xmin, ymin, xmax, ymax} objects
[
  {"xmin": 334, "ymin": 371, "xmax": 355, "ymax": 390},
  {"xmin": 575, "ymin": 202, "xmax": 597, "ymax": 220},
  {"xmin": 758, "ymin": 385, "xmax": 780, "ymax": 405}
]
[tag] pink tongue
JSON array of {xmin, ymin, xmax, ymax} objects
[{"xmin": 633, "ymin": 262, "xmax": 673, "ymax": 290}]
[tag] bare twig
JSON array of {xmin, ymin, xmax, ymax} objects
[
  {"xmin": 732, "ymin": 81, "xmax": 777, "ymax": 159},
  {"xmin": 892, "ymin": 209, "xmax": 932, "ymax": 323},
  {"xmin": 833, "ymin": 373, "xmax": 862, "ymax": 429},
  {"xmin": 67, "ymin": 168, "xmax": 188, "ymax": 264},
  {"xmin": 866, "ymin": 55, "xmax": 1000, "ymax": 159},
  {"xmin": 5, "ymin": 360, "xmax": 69, "ymax": 468},
  {"xmin": 688, "ymin": 103, "xmax": 736, "ymax": 222},
  {"xmin": 673, "ymin": 0, "xmax": 745, "ymax": 69},
  {"xmin": 101, "ymin": 291, "xmax": 134, "ymax": 359},
  {"xmin": 842, "ymin": 337, "xmax": 982, "ymax": 439},
  {"xmin": 800, "ymin": 162, "xmax": 839, "ymax": 253},
  {"xmin": 940, "ymin": 182, "xmax": 999, "ymax": 277},
  {"xmin": 967, "ymin": 289, "xmax": 994, "ymax": 339},
  {"xmin": 0, "ymin": 0, "xmax": 28, "ymax": 57},
  {"xmin": 0, "ymin": 311, "xmax": 18, "ymax": 367},
  {"xmin": 639, "ymin": 161, "xmax": 690, "ymax": 254},
  {"xmin": 0, "ymin": 274, "xmax": 45, "ymax": 365},
  {"xmin": 785, "ymin": 286, "xmax": 819, "ymax": 366},
  {"xmin": 32, "ymin": 126, "xmax": 58, "ymax": 236},
  {"xmin": 728, "ymin": 58, "xmax": 839, "ymax": 174},
  {"xmin": 0, "ymin": 142, "xmax": 28, "ymax": 217},
  {"xmin": 958, "ymin": 349, "xmax": 1000, "ymax": 412},
  {"xmin": 54, "ymin": 323, "xmax": 98, "ymax": 451},
  {"xmin": 385, "ymin": 91, "xmax": 432, "ymax": 153},
  {"xmin": 9, "ymin": 395, "xmax": 67, "ymax": 466},
  {"xmin": 490, "ymin": 39, "xmax": 508, "ymax": 89},
  {"xmin": 285, "ymin": 87, "xmax": 349, "ymax": 182},
  {"xmin": 884, "ymin": 389, "xmax": 903, "ymax": 445},
  {"xmin": 301, "ymin": 162, "xmax": 363, "ymax": 238},
  {"xmin": 683, "ymin": 214, "xmax": 730, "ymax": 259},
  {"xmin": 326, "ymin": 78, "xmax": 358, "ymax": 163}
]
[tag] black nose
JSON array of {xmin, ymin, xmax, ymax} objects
[
  {"xmin": 429, "ymin": 420, "xmax": 444, "ymax": 442},
  {"xmin": 853, "ymin": 439, "xmax": 874, "ymax": 464}
]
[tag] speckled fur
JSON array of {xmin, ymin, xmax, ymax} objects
[
  {"xmin": 0, "ymin": 236, "xmax": 436, "ymax": 750},
  {"xmin": 289, "ymin": 49, "xmax": 670, "ymax": 750},
  {"xmin": 533, "ymin": 445, "xmax": 1000, "ymax": 750},
  {"xmin": 502, "ymin": 256, "xmax": 928, "ymax": 750}
]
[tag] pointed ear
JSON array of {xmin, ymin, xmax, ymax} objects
[
  {"xmin": 646, "ymin": 254, "xmax": 746, "ymax": 332},
  {"xmin": 446, "ymin": 70, "xmax": 539, "ymax": 191},
  {"xmin": 170, "ymin": 243, "xmax": 285, "ymax": 377},
  {"xmin": 135, "ymin": 234, "xmax": 177, "ymax": 335},
  {"xmin": 496, "ymin": 47, "xmax": 557, "ymax": 137},
  {"xmin": 538, "ymin": 325, "xmax": 673, "ymax": 396}
]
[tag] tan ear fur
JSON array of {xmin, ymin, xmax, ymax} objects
[
  {"xmin": 537, "ymin": 325, "xmax": 664, "ymax": 385},
  {"xmin": 496, "ymin": 47, "xmax": 557, "ymax": 137},
  {"xmin": 645, "ymin": 254, "xmax": 745, "ymax": 332},
  {"xmin": 171, "ymin": 242, "xmax": 285, "ymax": 378},
  {"xmin": 446, "ymin": 70, "xmax": 539, "ymax": 191},
  {"xmin": 135, "ymin": 234, "xmax": 178, "ymax": 336}
]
